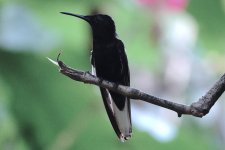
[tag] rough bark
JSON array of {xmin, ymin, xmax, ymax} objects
[{"xmin": 48, "ymin": 54, "xmax": 225, "ymax": 118}]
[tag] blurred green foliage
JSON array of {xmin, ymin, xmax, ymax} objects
[
  {"xmin": 0, "ymin": 0, "xmax": 224, "ymax": 150},
  {"xmin": 188, "ymin": 0, "xmax": 225, "ymax": 52}
]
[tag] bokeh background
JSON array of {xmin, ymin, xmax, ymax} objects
[{"xmin": 0, "ymin": 0, "xmax": 225, "ymax": 150}]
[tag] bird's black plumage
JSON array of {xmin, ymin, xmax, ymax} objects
[{"xmin": 61, "ymin": 12, "xmax": 132, "ymax": 141}]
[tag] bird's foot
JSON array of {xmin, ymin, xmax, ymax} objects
[
  {"xmin": 84, "ymin": 71, "xmax": 91, "ymax": 75},
  {"xmin": 82, "ymin": 71, "xmax": 92, "ymax": 83},
  {"xmin": 98, "ymin": 77, "xmax": 104, "ymax": 84},
  {"xmin": 113, "ymin": 83, "xmax": 119, "ymax": 90}
]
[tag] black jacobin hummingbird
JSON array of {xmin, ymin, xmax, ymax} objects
[{"xmin": 60, "ymin": 12, "xmax": 132, "ymax": 141}]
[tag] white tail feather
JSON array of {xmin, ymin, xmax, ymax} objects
[{"xmin": 105, "ymin": 89, "xmax": 131, "ymax": 140}]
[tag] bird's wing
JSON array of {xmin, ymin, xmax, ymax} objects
[
  {"xmin": 116, "ymin": 39, "xmax": 130, "ymax": 86},
  {"xmin": 91, "ymin": 40, "xmax": 132, "ymax": 141},
  {"xmin": 91, "ymin": 58, "xmax": 123, "ymax": 139},
  {"xmin": 94, "ymin": 40, "xmax": 132, "ymax": 141},
  {"xmin": 114, "ymin": 39, "xmax": 132, "ymax": 140},
  {"xmin": 99, "ymin": 87, "xmax": 132, "ymax": 141}
]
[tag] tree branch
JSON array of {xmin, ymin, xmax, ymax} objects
[{"xmin": 48, "ymin": 54, "xmax": 225, "ymax": 118}]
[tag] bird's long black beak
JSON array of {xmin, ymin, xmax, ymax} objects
[{"xmin": 60, "ymin": 12, "xmax": 90, "ymax": 22}]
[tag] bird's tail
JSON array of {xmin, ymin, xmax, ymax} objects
[{"xmin": 100, "ymin": 88, "xmax": 132, "ymax": 141}]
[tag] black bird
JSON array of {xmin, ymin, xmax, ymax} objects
[{"xmin": 61, "ymin": 12, "xmax": 132, "ymax": 141}]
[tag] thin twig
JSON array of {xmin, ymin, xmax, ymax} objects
[{"xmin": 48, "ymin": 54, "xmax": 225, "ymax": 118}]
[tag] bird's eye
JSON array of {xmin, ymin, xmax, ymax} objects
[{"xmin": 96, "ymin": 16, "xmax": 104, "ymax": 21}]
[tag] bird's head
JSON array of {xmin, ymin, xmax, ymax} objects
[{"xmin": 61, "ymin": 12, "xmax": 116, "ymax": 41}]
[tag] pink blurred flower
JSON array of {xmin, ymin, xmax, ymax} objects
[{"xmin": 138, "ymin": 0, "xmax": 188, "ymax": 11}]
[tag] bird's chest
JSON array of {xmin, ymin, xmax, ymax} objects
[
  {"xmin": 92, "ymin": 43, "xmax": 121, "ymax": 79},
  {"xmin": 93, "ymin": 43, "xmax": 119, "ymax": 65}
]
